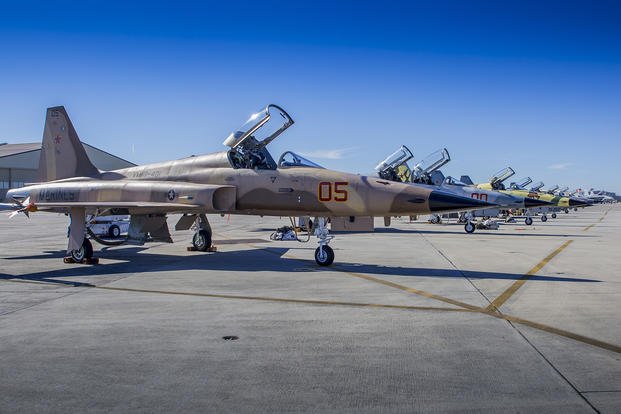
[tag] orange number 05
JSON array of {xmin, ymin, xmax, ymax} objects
[{"xmin": 318, "ymin": 182, "xmax": 349, "ymax": 202}]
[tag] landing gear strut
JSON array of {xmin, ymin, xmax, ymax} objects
[
  {"xmin": 191, "ymin": 214, "xmax": 214, "ymax": 252},
  {"xmin": 314, "ymin": 217, "xmax": 334, "ymax": 266},
  {"xmin": 463, "ymin": 212, "xmax": 475, "ymax": 233},
  {"xmin": 65, "ymin": 207, "xmax": 97, "ymax": 264}
]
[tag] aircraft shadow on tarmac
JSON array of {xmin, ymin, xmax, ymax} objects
[
  {"xmin": 373, "ymin": 228, "xmax": 596, "ymax": 237},
  {"xmin": 249, "ymin": 227, "xmax": 595, "ymax": 238},
  {"xmin": 0, "ymin": 245, "xmax": 600, "ymax": 287}
]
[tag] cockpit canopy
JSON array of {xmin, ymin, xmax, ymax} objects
[
  {"xmin": 411, "ymin": 148, "xmax": 450, "ymax": 186},
  {"xmin": 443, "ymin": 176, "xmax": 469, "ymax": 187},
  {"xmin": 510, "ymin": 177, "xmax": 532, "ymax": 190},
  {"xmin": 546, "ymin": 184, "xmax": 559, "ymax": 194},
  {"xmin": 375, "ymin": 146, "xmax": 414, "ymax": 182},
  {"xmin": 375, "ymin": 146, "xmax": 414, "ymax": 172},
  {"xmin": 530, "ymin": 181, "xmax": 545, "ymax": 192},
  {"xmin": 224, "ymin": 104, "xmax": 294, "ymax": 170},
  {"xmin": 489, "ymin": 167, "xmax": 515, "ymax": 190},
  {"xmin": 412, "ymin": 148, "xmax": 450, "ymax": 177},
  {"xmin": 278, "ymin": 151, "xmax": 324, "ymax": 169}
]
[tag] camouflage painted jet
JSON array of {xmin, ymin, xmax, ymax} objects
[
  {"xmin": 4, "ymin": 105, "xmax": 496, "ymax": 266},
  {"xmin": 375, "ymin": 146, "xmax": 552, "ymax": 232}
]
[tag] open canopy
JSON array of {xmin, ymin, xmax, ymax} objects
[
  {"xmin": 278, "ymin": 151, "xmax": 324, "ymax": 168},
  {"xmin": 224, "ymin": 104, "xmax": 294, "ymax": 170},
  {"xmin": 223, "ymin": 104, "xmax": 294, "ymax": 150}
]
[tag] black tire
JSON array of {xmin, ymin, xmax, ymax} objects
[
  {"xmin": 541, "ymin": 215, "xmax": 548, "ymax": 222},
  {"xmin": 108, "ymin": 225, "xmax": 121, "ymax": 238},
  {"xmin": 551, "ymin": 213, "xmax": 557, "ymax": 219},
  {"xmin": 192, "ymin": 229, "xmax": 212, "ymax": 252},
  {"xmin": 71, "ymin": 238, "xmax": 93, "ymax": 262},
  {"xmin": 315, "ymin": 246, "xmax": 334, "ymax": 266},
  {"xmin": 525, "ymin": 217, "xmax": 533, "ymax": 226},
  {"xmin": 464, "ymin": 222, "xmax": 475, "ymax": 234}
]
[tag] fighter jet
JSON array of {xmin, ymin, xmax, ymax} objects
[
  {"xmin": 374, "ymin": 146, "xmax": 551, "ymax": 232},
  {"xmin": 472, "ymin": 167, "xmax": 592, "ymax": 224},
  {"xmin": 4, "ymin": 105, "xmax": 496, "ymax": 266}
]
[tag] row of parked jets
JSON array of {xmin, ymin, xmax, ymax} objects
[
  {"xmin": 374, "ymin": 146, "xmax": 603, "ymax": 232},
  {"xmin": 0, "ymin": 104, "xmax": 612, "ymax": 266}
]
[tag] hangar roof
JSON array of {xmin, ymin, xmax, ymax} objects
[
  {"xmin": 0, "ymin": 143, "xmax": 41, "ymax": 158},
  {"xmin": 0, "ymin": 142, "xmax": 135, "ymax": 168}
]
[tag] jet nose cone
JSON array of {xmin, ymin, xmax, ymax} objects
[
  {"xmin": 428, "ymin": 190, "xmax": 497, "ymax": 212},
  {"xmin": 524, "ymin": 197, "xmax": 554, "ymax": 208},
  {"xmin": 569, "ymin": 197, "xmax": 592, "ymax": 207}
]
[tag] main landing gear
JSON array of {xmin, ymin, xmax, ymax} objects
[
  {"xmin": 525, "ymin": 216, "xmax": 533, "ymax": 226},
  {"xmin": 541, "ymin": 214, "xmax": 548, "ymax": 222},
  {"xmin": 190, "ymin": 214, "xmax": 216, "ymax": 252},
  {"xmin": 64, "ymin": 207, "xmax": 98, "ymax": 264},
  {"xmin": 314, "ymin": 217, "xmax": 334, "ymax": 266}
]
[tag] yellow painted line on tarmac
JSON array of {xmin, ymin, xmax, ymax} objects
[
  {"xmin": 214, "ymin": 231, "xmax": 482, "ymax": 311},
  {"xmin": 486, "ymin": 240, "xmax": 573, "ymax": 312},
  {"xmin": 333, "ymin": 268, "xmax": 482, "ymax": 311},
  {"xmin": 0, "ymin": 277, "xmax": 470, "ymax": 313},
  {"xmin": 92, "ymin": 286, "xmax": 469, "ymax": 313},
  {"xmin": 483, "ymin": 311, "xmax": 621, "ymax": 354},
  {"xmin": 582, "ymin": 209, "xmax": 609, "ymax": 231}
]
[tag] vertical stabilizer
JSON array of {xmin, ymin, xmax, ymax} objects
[{"xmin": 38, "ymin": 106, "xmax": 99, "ymax": 182}]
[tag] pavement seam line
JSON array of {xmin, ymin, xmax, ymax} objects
[
  {"xmin": 498, "ymin": 317, "xmax": 602, "ymax": 413},
  {"xmin": 417, "ymin": 232, "xmax": 496, "ymax": 309},
  {"xmin": 486, "ymin": 240, "xmax": 573, "ymax": 312}
]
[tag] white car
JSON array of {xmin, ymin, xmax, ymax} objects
[{"xmin": 87, "ymin": 215, "xmax": 130, "ymax": 238}]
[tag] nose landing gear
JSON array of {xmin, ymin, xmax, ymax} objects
[{"xmin": 314, "ymin": 217, "xmax": 334, "ymax": 266}]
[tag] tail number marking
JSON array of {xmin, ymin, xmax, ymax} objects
[
  {"xmin": 471, "ymin": 193, "xmax": 488, "ymax": 202},
  {"xmin": 318, "ymin": 182, "xmax": 349, "ymax": 202}
]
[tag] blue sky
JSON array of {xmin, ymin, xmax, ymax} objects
[{"xmin": 1, "ymin": 1, "xmax": 619, "ymax": 192}]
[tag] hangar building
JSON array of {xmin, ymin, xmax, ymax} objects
[{"xmin": 0, "ymin": 142, "xmax": 135, "ymax": 199}]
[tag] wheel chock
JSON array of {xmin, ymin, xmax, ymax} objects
[
  {"xmin": 63, "ymin": 257, "xmax": 99, "ymax": 265},
  {"xmin": 186, "ymin": 246, "xmax": 217, "ymax": 252}
]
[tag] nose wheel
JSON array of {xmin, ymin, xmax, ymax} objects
[
  {"xmin": 315, "ymin": 245, "xmax": 335, "ymax": 266},
  {"xmin": 464, "ymin": 221, "xmax": 476, "ymax": 233},
  {"xmin": 525, "ymin": 216, "xmax": 533, "ymax": 226},
  {"xmin": 541, "ymin": 214, "xmax": 548, "ymax": 222},
  {"xmin": 313, "ymin": 217, "xmax": 335, "ymax": 266}
]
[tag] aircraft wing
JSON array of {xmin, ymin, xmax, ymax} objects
[{"xmin": 8, "ymin": 180, "xmax": 237, "ymax": 215}]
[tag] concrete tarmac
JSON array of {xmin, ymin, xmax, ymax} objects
[{"xmin": 1, "ymin": 205, "xmax": 619, "ymax": 413}]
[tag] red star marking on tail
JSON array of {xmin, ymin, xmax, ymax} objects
[{"xmin": 54, "ymin": 135, "xmax": 62, "ymax": 144}]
